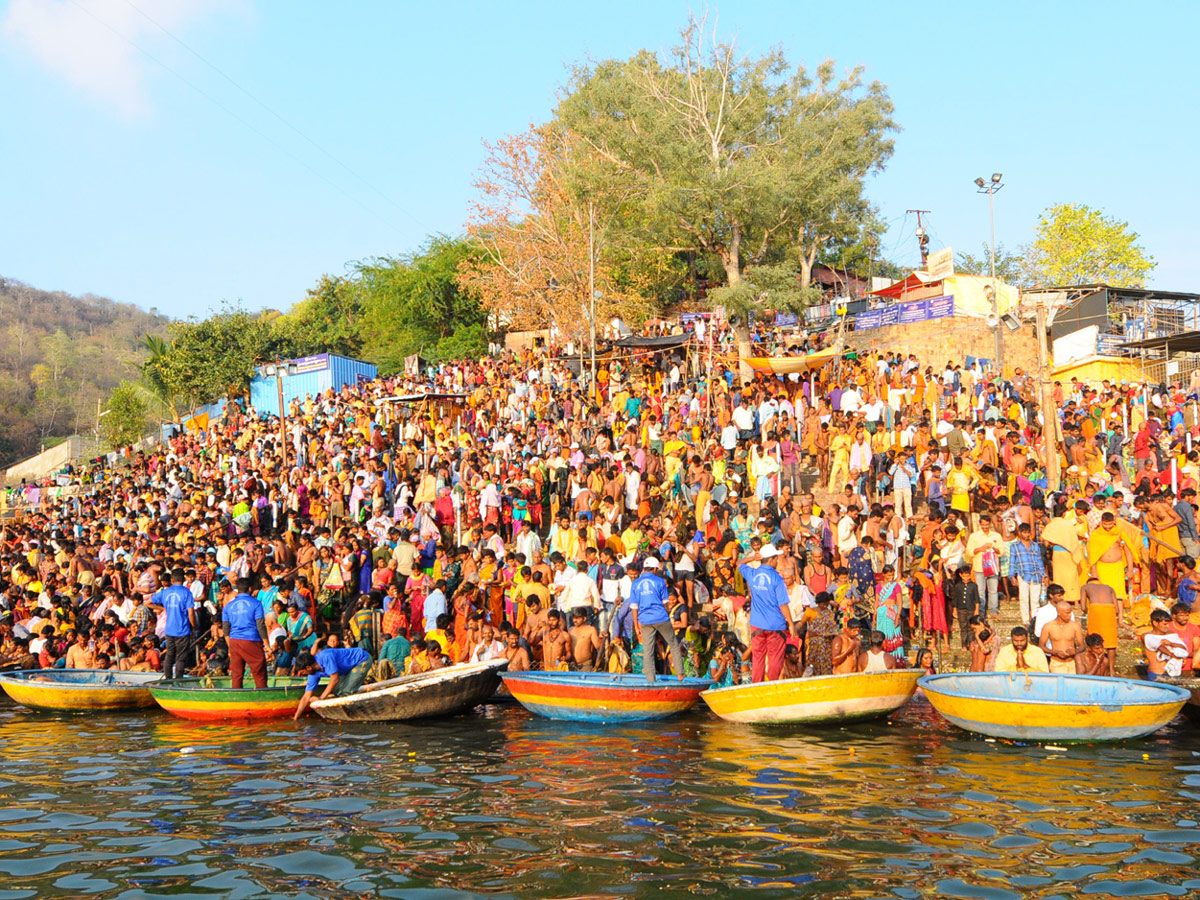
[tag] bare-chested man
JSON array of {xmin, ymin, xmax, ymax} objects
[
  {"xmin": 831, "ymin": 619, "xmax": 862, "ymax": 674},
  {"xmin": 1080, "ymin": 577, "xmax": 1122, "ymax": 673},
  {"xmin": 503, "ymin": 629, "xmax": 530, "ymax": 672},
  {"xmin": 521, "ymin": 597, "xmax": 548, "ymax": 660},
  {"xmin": 541, "ymin": 610, "xmax": 572, "ymax": 671},
  {"xmin": 1040, "ymin": 599, "xmax": 1086, "ymax": 674},
  {"xmin": 569, "ymin": 608, "xmax": 603, "ymax": 671},
  {"xmin": 1075, "ymin": 633, "xmax": 1112, "ymax": 676}
]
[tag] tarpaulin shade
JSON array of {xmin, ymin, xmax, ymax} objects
[
  {"xmin": 614, "ymin": 334, "xmax": 693, "ymax": 350},
  {"xmin": 742, "ymin": 349, "xmax": 839, "ymax": 375}
]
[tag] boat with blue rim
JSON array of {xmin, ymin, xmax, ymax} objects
[
  {"xmin": 501, "ymin": 671, "xmax": 712, "ymax": 723},
  {"xmin": 919, "ymin": 672, "xmax": 1189, "ymax": 741}
]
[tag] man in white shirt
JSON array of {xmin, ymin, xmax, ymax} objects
[
  {"xmin": 514, "ymin": 520, "xmax": 542, "ymax": 562},
  {"xmin": 559, "ymin": 563, "xmax": 601, "ymax": 618},
  {"xmin": 732, "ymin": 401, "xmax": 755, "ymax": 440},
  {"xmin": 721, "ymin": 421, "xmax": 739, "ymax": 453}
]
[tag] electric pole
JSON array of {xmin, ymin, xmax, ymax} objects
[{"xmin": 907, "ymin": 209, "xmax": 932, "ymax": 268}]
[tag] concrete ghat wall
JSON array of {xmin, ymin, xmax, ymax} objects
[
  {"xmin": 847, "ymin": 317, "xmax": 1040, "ymax": 374},
  {"xmin": 3, "ymin": 435, "xmax": 83, "ymax": 484}
]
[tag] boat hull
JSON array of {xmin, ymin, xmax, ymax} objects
[
  {"xmin": 149, "ymin": 676, "xmax": 310, "ymax": 720},
  {"xmin": 1143, "ymin": 675, "xmax": 1200, "ymax": 723},
  {"xmin": 920, "ymin": 673, "xmax": 1189, "ymax": 741},
  {"xmin": 0, "ymin": 669, "xmax": 160, "ymax": 712},
  {"xmin": 501, "ymin": 672, "xmax": 712, "ymax": 723},
  {"xmin": 701, "ymin": 670, "xmax": 922, "ymax": 725},
  {"xmin": 311, "ymin": 659, "xmax": 507, "ymax": 722}
]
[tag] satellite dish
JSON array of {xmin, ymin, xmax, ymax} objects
[{"xmin": 986, "ymin": 313, "xmax": 1001, "ymax": 328}]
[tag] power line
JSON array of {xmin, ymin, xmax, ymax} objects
[
  {"xmin": 67, "ymin": 0, "xmax": 394, "ymax": 224},
  {"xmin": 121, "ymin": 0, "xmax": 419, "ymax": 227}
]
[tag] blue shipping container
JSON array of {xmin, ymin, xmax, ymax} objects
[{"xmin": 249, "ymin": 354, "xmax": 378, "ymax": 417}]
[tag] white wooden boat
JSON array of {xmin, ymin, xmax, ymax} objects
[{"xmin": 310, "ymin": 659, "xmax": 507, "ymax": 722}]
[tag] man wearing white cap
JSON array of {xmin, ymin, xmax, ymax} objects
[
  {"xmin": 738, "ymin": 543, "xmax": 796, "ymax": 683},
  {"xmin": 629, "ymin": 556, "xmax": 684, "ymax": 683}
]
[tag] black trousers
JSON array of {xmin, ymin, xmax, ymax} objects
[
  {"xmin": 162, "ymin": 634, "xmax": 192, "ymax": 679},
  {"xmin": 954, "ymin": 604, "xmax": 975, "ymax": 649}
]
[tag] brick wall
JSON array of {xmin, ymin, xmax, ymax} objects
[{"xmin": 846, "ymin": 317, "xmax": 1040, "ymax": 374}]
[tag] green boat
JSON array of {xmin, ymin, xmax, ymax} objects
[{"xmin": 148, "ymin": 676, "xmax": 310, "ymax": 721}]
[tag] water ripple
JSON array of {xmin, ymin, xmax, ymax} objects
[{"xmin": 0, "ymin": 700, "xmax": 1197, "ymax": 897}]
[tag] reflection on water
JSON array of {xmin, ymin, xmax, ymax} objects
[{"xmin": 0, "ymin": 695, "xmax": 1198, "ymax": 898}]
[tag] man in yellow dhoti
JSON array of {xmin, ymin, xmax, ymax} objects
[
  {"xmin": 1085, "ymin": 512, "xmax": 1133, "ymax": 665},
  {"xmin": 1042, "ymin": 513, "xmax": 1084, "ymax": 604},
  {"xmin": 1087, "ymin": 512, "xmax": 1133, "ymax": 600}
]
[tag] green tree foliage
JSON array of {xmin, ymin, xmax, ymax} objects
[
  {"xmin": 955, "ymin": 242, "xmax": 1027, "ymax": 285},
  {"xmin": 357, "ymin": 236, "xmax": 487, "ymax": 373},
  {"xmin": 100, "ymin": 381, "xmax": 149, "ymax": 449},
  {"xmin": 1025, "ymin": 203, "xmax": 1156, "ymax": 288},
  {"xmin": 152, "ymin": 305, "xmax": 286, "ymax": 413},
  {"xmin": 554, "ymin": 14, "xmax": 896, "ymax": 292},
  {"xmin": 273, "ymin": 275, "xmax": 365, "ymax": 358},
  {"xmin": 137, "ymin": 334, "xmax": 181, "ymax": 421},
  {"xmin": 0, "ymin": 278, "xmax": 167, "ymax": 467}
]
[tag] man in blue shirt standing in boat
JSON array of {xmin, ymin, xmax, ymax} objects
[
  {"xmin": 221, "ymin": 577, "xmax": 271, "ymax": 689},
  {"xmin": 737, "ymin": 544, "xmax": 796, "ymax": 683},
  {"xmin": 629, "ymin": 556, "xmax": 684, "ymax": 683},
  {"xmin": 149, "ymin": 567, "xmax": 195, "ymax": 678},
  {"xmin": 292, "ymin": 644, "xmax": 372, "ymax": 719}
]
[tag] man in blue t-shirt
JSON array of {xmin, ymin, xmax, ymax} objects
[
  {"xmin": 628, "ymin": 557, "xmax": 684, "ymax": 683},
  {"xmin": 221, "ymin": 577, "xmax": 271, "ymax": 688},
  {"xmin": 149, "ymin": 567, "xmax": 196, "ymax": 678},
  {"xmin": 738, "ymin": 544, "xmax": 796, "ymax": 683},
  {"xmin": 292, "ymin": 645, "xmax": 372, "ymax": 719}
]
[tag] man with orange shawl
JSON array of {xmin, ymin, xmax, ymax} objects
[
  {"xmin": 1085, "ymin": 511, "xmax": 1133, "ymax": 656},
  {"xmin": 1042, "ymin": 513, "xmax": 1084, "ymax": 604}
]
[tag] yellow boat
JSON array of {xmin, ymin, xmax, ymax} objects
[
  {"xmin": 0, "ymin": 669, "xmax": 162, "ymax": 712},
  {"xmin": 920, "ymin": 672, "xmax": 1190, "ymax": 741},
  {"xmin": 701, "ymin": 670, "xmax": 922, "ymax": 726}
]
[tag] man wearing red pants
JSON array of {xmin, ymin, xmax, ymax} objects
[
  {"xmin": 221, "ymin": 577, "xmax": 271, "ymax": 688},
  {"xmin": 737, "ymin": 544, "xmax": 796, "ymax": 683}
]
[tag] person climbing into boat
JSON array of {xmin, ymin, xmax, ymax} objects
[
  {"xmin": 857, "ymin": 630, "xmax": 897, "ymax": 672},
  {"xmin": 292, "ymin": 643, "xmax": 372, "ymax": 719}
]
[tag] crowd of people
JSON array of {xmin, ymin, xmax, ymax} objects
[{"xmin": 3, "ymin": 320, "xmax": 1200, "ymax": 705}]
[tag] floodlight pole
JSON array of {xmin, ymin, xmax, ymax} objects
[{"xmin": 976, "ymin": 175, "xmax": 1005, "ymax": 373}]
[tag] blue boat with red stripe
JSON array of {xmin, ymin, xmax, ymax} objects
[{"xmin": 501, "ymin": 671, "xmax": 713, "ymax": 723}]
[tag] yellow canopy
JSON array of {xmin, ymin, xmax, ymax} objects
[{"xmin": 743, "ymin": 349, "xmax": 839, "ymax": 375}]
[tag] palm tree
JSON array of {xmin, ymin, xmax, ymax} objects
[{"xmin": 138, "ymin": 333, "xmax": 180, "ymax": 422}]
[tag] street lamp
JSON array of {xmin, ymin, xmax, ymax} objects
[
  {"xmin": 975, "ymin": 172, "xmax": 1005, "ymax": 371},
  {"xmin": 263, "ymin": 360, "xmax": 298, "ymax": 470}
]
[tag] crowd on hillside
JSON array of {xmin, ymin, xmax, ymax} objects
[{"xmin": 3, "ymin": 320, "xmax": 1200, "ymax": 702}]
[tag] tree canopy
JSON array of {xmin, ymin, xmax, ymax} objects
[
  {"xmin": 1024, "ymin": 203, "xmax": 1156, "ymax": 288},
  {"xmin": 554, "ymin": 15, "xmax": 896, "ymax": 293}
]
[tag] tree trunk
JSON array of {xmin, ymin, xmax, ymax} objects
[{"xmin": 720, "ymin": 226, "xmax": 754, "ymax": 385}]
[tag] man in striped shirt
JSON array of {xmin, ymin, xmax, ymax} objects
[{"xmin": 1009, "ymin": 523, "xmax": 1047, "ymax": 628}]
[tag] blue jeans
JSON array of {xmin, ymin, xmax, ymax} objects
[{"xmin": 975, "ymin": 573, "xmax": 1000, "ymax": 616}]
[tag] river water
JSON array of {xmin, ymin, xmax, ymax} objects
[{"xmin": 1, "ymin": 696, "xmax": 1198, "ymax": 899}]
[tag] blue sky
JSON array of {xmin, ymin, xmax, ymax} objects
[{"xmin": 2, "ymin": 0, "xmax": 1197, "ymax": 319}]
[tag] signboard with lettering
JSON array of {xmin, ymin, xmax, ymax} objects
[
  {"xmin": 290, "ymin": 354, "xmax": 330, "ymax": 374},
  {"xmin": 852, "ymin": 295, "xmax": 956, "ymax": 331},
  {"xmin": 775, "ymin": 312, "xmax": 799, "ymax": 327},
  {"xmin": 926, "ymin": 247, "xmax": 955, "ymax": 281}
]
